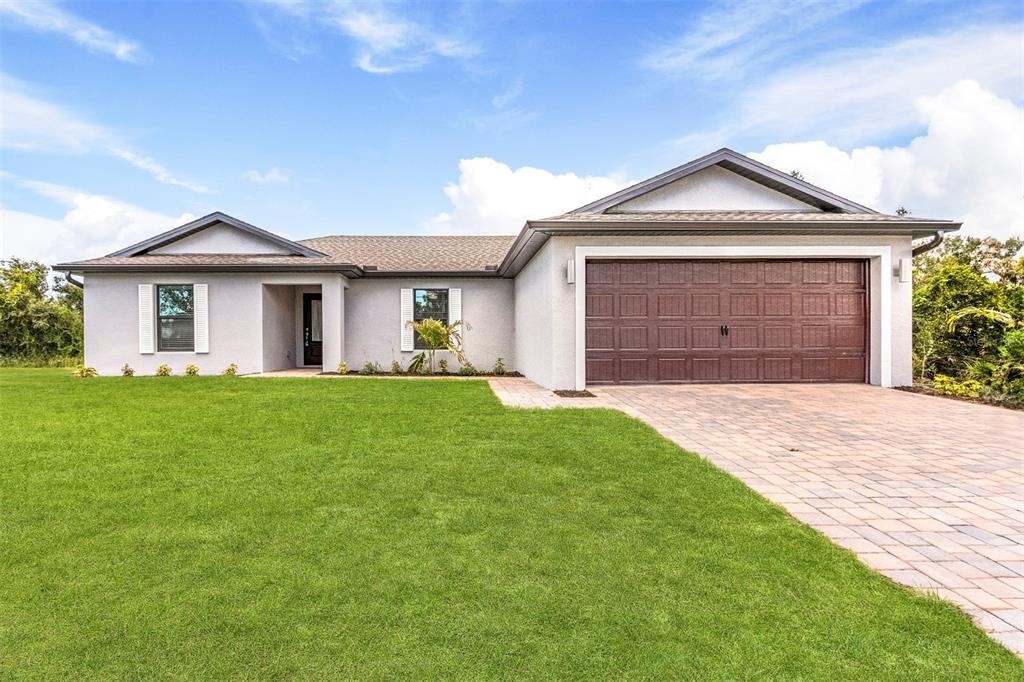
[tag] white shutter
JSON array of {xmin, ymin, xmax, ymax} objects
[
  {"xmin": 138, "ymin": 284, "xmax": 154, "ymax": 354},
  {"xmin": 449, "ymin": 288, "xmax": 462, "ymax": 329},
  {"xmin": 193, "ymin": 283, "xmax": 209, "ymax": 353},
  {"xmin": 400, "ymin": 288, "xmax": 414, "ymax": 351}
]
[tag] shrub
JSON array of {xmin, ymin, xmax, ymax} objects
[
  {"xmin": 222, "ymin": 363, "xmax": 238, "ymax": 376},
  {"xmin": 185, "ymin": 364, "xmax": 199, "ymax": 376},
  {"xmin": 360, "ymin": 361, "xmax": 381, "ymax": 375},
  {"xmin": 72, "ymin": 365, "xmax": 97, "ymax": 378},
  {"xmin": 438, "ymin": 358, "xmax": 448, "ymax": 374},
  {"xmin": 933, "ymin": 374, "xmax": 983, "ymax": 398},
  {"xmin": 156, "ymin": 364, "xmax": 172, "ymax": 377},
  {"xmin": 121, "ymin": 363, "xmax": 134, "ymax": 377},
  {"xmin": 457, "ymin": 362, "xmax": 476, "ymax": 376},
  {"xmin": 337, "ymin": 361, "xmax": 348, "ymax": 374},
  {"xmin": 390, "ymin": 360, "xmax": 403, "ymax": 374},
  {"xmin": 493, "ymin": 357, "xmax": 506, "ymax": 375},
  {"xmin": 1000, "ymin": 328, "xmax": 1024, "ymax": 362}
]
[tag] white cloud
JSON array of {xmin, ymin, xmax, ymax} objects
[
  {"xmin": 684, "ymin": 24, "xmax": 1023, "ymax": 148},
  {"xmin": 0, "ymin": 0, "xmax": 143, "ymax": 62},
  {"xmin": 107, "ymin": 147, "xmax": 212, "ymax": 194},
  {"xmin": 749, "ymin": 81, "xmax": 1024, "ymax": 239},
  {"xmin": 244, "ymin": 167, "xmax": 292, "ymax": 184},
  {"xmin": 642, "ymin": 0, "xmax": 864, "ymax": 78},
  {"xmin": 427, "ymin": 157, "xmax": 631, "ymax": 234},
  {"xmin": 491, "ymin": 79, "xmax": 523, "ymax": 110},
  {"xmin": 0, "ymin": 177, "xmax": 192, "ymax": 264},
  {"xmin": 1, "ymin": 75, "xmax": 211, "ymax": 193},
  {"xmin": 255, "ymin": 0, "xmax": 476, "ymax": 73},
  {"xmin": 0, "ymin": 74, "xmax": 108, "ymax": 153}
]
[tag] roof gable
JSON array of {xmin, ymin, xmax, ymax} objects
[
  {"xmin": 572, "ymin": 148, "xmax": 877, "ymax": 215},
  {"xmin": 108, "ymin": 212, "xmax": 326, "ymax": 258},
  {"xmin": 610, "ymin": 165, "xmax": 817, "ymax": 212}
]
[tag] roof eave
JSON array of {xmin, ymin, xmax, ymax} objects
[{"xmin": 52, "ymin": 262, "xmax": 365, "ymax": 276}]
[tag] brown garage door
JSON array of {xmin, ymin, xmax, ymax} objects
[{"xmin": 585, "ymin": 260, "xmax": 867, "ymax": 384}]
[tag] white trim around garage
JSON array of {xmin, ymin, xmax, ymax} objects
[{"xmin": 572, "ymin": 245, "xmax": 893, "ymax": 390}]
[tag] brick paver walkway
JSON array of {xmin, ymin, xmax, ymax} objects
[{"xmin": 488, "ymin": 378, "xmax": 1024, "ymax": 654}]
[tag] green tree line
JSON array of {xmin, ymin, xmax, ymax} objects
[{"xmin": 0, "ymin": 259, "xmax": 83, "ymax": 364}]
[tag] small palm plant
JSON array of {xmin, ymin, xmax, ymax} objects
[{"xmin": 406, "ymin": 318, "xmax": 469, "ymax": 374}]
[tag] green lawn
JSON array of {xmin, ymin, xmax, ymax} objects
[{"xmin": 1, "ymin": 369, "xmax": 1019, "ymax": 680}]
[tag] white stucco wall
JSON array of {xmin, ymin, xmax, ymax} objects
[
  {"xmin": 612, "ymin": 166, "xmax": 816, "ymax": 212},
  {"xmin": 513, "ymin": 240, "xmax": 557, "ymax": 388},
  {"xmin": 150, "ymin": 223, "xmax": 293, "ymax": 254},
  {"xmin": 261, "ymin": 285, "xmax": 296, "ymax": 372},
  {"xmin": 344, "ymin": 277, "xmax": 514, "ymax": 372},
  {"xmin": 516, "ymin": 234, "xmax": 914, "ymax": 390},
  {"xmin": 83, "ymin": 272, "xmax": 345, "ymax": 375}
]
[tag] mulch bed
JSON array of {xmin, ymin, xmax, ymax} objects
[
  {"xmin": 553, "ymin": 389, "xmax": 596, "ymax": 398},
  {"xmin": 895, "ymin": 384, "xmax": 1022, "ymax": 411}
]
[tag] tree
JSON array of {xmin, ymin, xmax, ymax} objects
[{"xmin": 0, "ymin": 259, "xmax": 83, "ymax": 359}]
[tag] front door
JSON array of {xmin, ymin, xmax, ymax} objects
[{"xmin": 303, "ymin": 293, "xmax": 323, "ymax": 366}]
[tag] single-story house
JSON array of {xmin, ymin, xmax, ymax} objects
[{"xmin": 56, "ymin": 148, "xmax": 960, "ymax": 389}]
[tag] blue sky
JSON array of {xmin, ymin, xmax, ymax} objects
[{"xmin": 1, "ymin": 0, "xmax": 1021, "ymax": 264}]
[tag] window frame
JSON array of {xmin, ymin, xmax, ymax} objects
[
  {"xmin": 412, "ymin": 288, "xmax": 449, "ymax": 350},
  {"xmin": 156, "ymin": 284, "xmax": 196, "ymax": 353}
]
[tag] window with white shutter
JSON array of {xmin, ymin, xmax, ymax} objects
[
  {"xmin": 138, "ymin": 284, "xmax": 154, "ymax": 354},
  {"xmin": 193, "ymin": 283, "xmax": 209, "ymax": 353},
  {"xmin": 448, "ymin": 288, "xmax": 462, "ymax": 330},
  {"xmin": 400, "ymin": 288, "xmax": 414, "ymax": 351}
]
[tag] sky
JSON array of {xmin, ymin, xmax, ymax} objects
[{"xmin": 1, "ymin": 0, "xmax": 1022, "ymax": 266}]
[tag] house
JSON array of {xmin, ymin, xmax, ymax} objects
[{"xmin": 55, "ymin": 149, "xmax": 960, "ymax": 389}]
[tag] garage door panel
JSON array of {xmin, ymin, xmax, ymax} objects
[
  {"xmin": 729, "ymin": 293, "xmax": 759, "ymax": 316},
  {"xmin": 586, "ymin": 293, "xmax": 614, "ymax": 317},
  {"xmin": 729, "ymin": 326, "xmax": 759, "ymax": 349},
  {"xmin": 585, "ymin": 259, "xmax": 866, "ymax": 384},
  {"xmin": 658, "ymin": 326, "xmax": 687, "ymax": 350},
  {"xmin": 692, "ymin": 358, "xmax": 721, "ymax": 381},
  {"xmin": 658, "ymin": 358, "xmax": 688, "ymax": 381},
  {"xmin": 586, "ymin": 325, "xmax": 614, "ymax": 351},
  {"xmin": 619, "ymin": 358, "xmax": 649, "ymax": 382},
  {"xmin": 836, "ymin": 356, "xmax": 867, "ymax": 380},
  {"xmin": 587, "ymin": 357, "xmax": 615, "ymax": 382},
  {"xmin": 691, "ymin": 293, "xmax": 720, "ymax": 316},
  {"xmin": 764, "ymin": 293, "xmax": 793, "ymax": 316},
  {"xmin": 619, "ymin": 294, "xmax": 648, "ymax": 317},
  {"xmin": 657, "ymin": 293, "xmax": 687, "ymax": 317},
  {"xmin": 692, "ymin": 326, "xmax": 722, "ymax": 349},
  {"xmin": 730, "ymin": 357, "xmax": 759, "ymax": 381},
  {"xmin": 619, "ymin": 326, "xmax": 648, "ymax": 351}
]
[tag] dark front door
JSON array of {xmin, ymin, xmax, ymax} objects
[
  {"xmin": 585, "ymin": 259, "xmax": 867, "ymax": 384},
  {"xmin": 303, "ymin": 293, "xmax": 323, "ymax": 366}
]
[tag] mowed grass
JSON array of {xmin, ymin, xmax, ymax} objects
[{"xmin": 1, "ymin": 369, "xmax": 1019, "ymax": 680}]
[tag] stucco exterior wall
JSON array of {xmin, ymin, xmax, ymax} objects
[
  {"xmin": 83, "ymin": 272, "xmax": 345, "ymax": 375},
  {"xmin": 261, "ymin": 285, "xmax": 296, "ymax": 372},
  {"xmin": 512, "ymin": 239, "xmax": 558, "ymax": 388},
  {"xmin": 522, "ymin": 233, "xmax": 914, "ymax": 390},
  {"xmin": 344, "ymin": 277, "xmax": 514, "ymax": 372}
]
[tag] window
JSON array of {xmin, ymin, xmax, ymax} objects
[
  {"xmin": 413, "ymin": 288, "xmax": 448, "ymax": 349},
  {"xmin": 157, "ymin": 285, "xmax": 194, "ymax": 351}
]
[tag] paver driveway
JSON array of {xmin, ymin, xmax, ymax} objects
[{"xmin": 489, "ymin": 379, "xmax": 1024, "ymax": 654}]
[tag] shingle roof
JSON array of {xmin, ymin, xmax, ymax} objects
[
  {"xmin": 299, "ymin": 235, "xmax": 515, "ymax": 272},
  {"xmin": 61, "ymin": 235, "xmax": 518, "ymax": 273},
  {"xmin": 538, "ymin": 210, "xmax": 953, "ymax": 223}
]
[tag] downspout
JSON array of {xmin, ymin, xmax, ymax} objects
[
  {"xmin": 65, "ymin": 273, "xmax": 84, "ymax": 288},
  {"xmin": 912, "ymin": 231, "xmax": 944, "ymax": 257}
]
